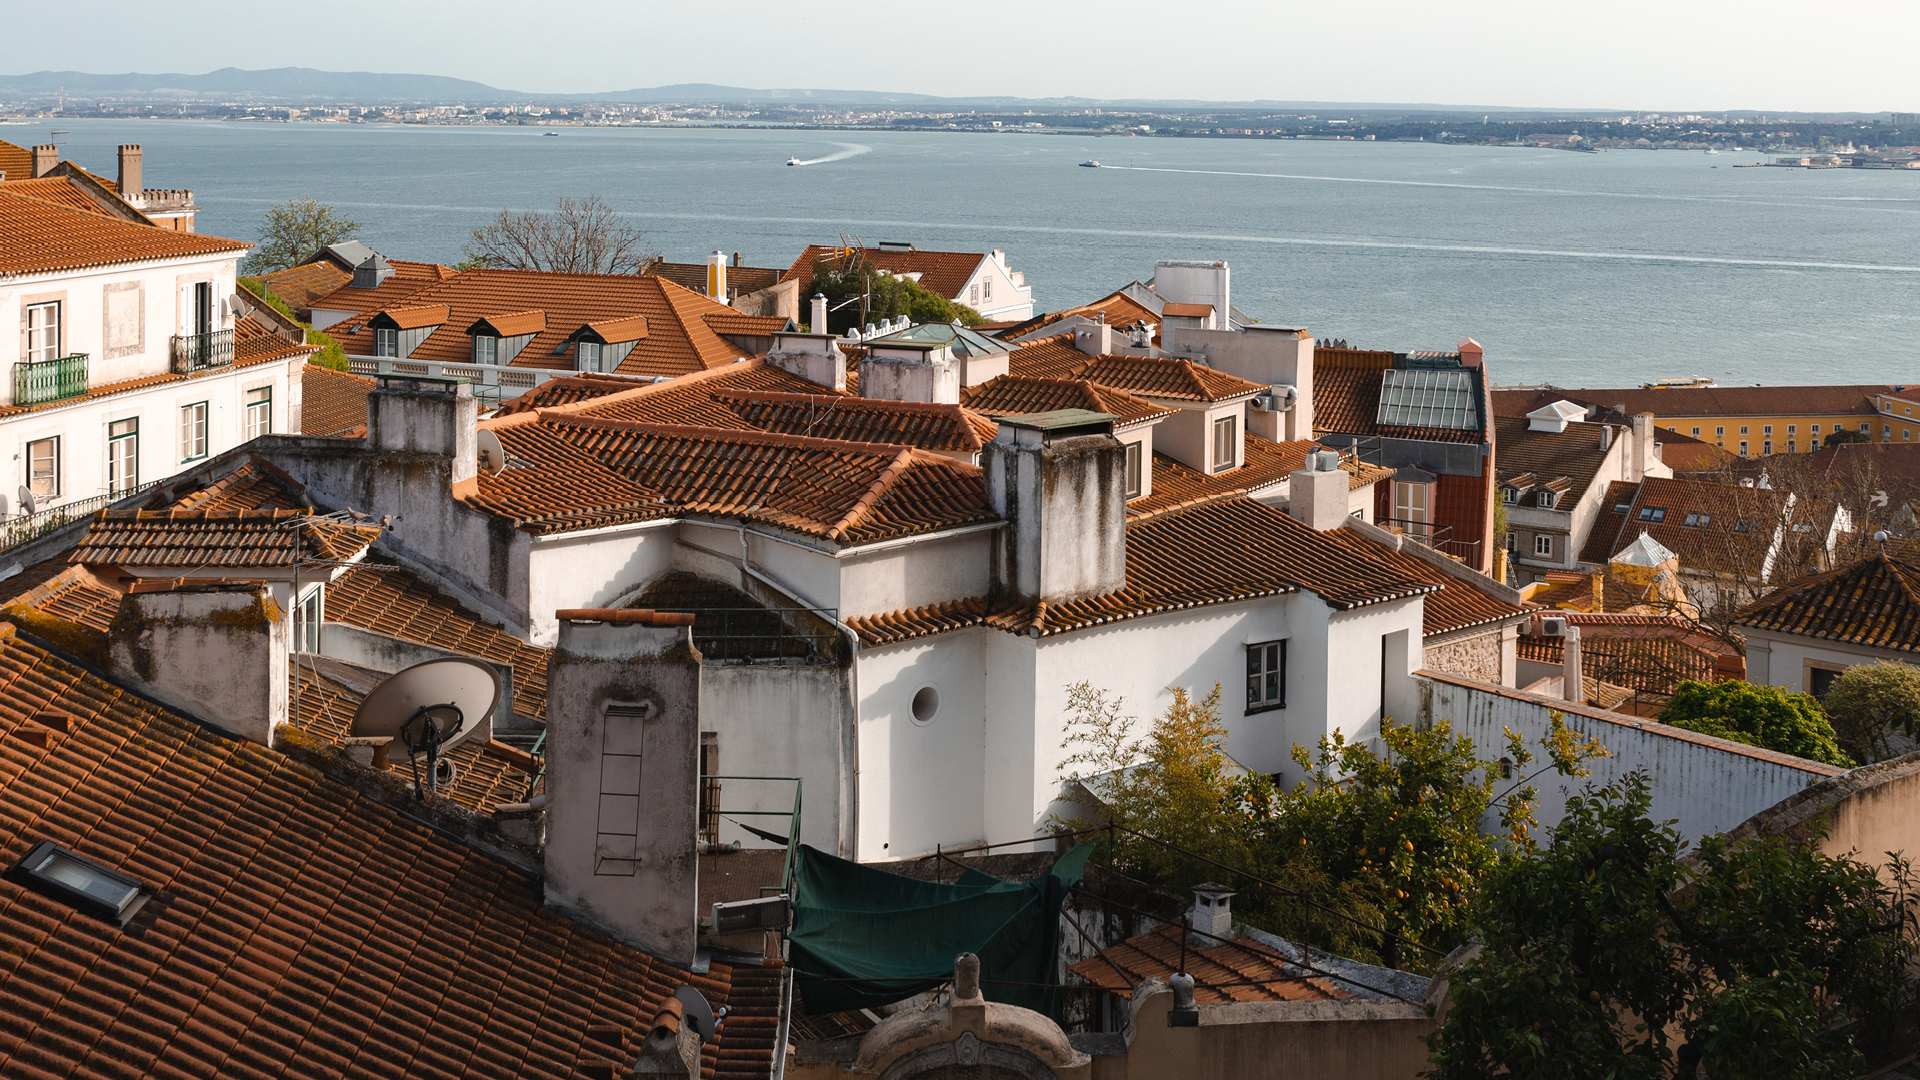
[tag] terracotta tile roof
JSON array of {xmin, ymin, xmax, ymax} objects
[
  {"xmin": 1517, "ymin": 617, "xmax": 1729, "ymax": 694},
  {"xmin": 579, "ymin": 313, "xmax": 651, "ymax": 343},
  {"xmin": 710, "ymin": 388, "xmax": 994, "ymax": 453},
  {"xmin": 257, "ymin": 261, "xmax": 352, "ymax": 316},
  {"xmin": 299, "ymin": 364, "xmax": 376, "ymax": 437},
  {"xmin": 996, "ymin": 290, "xmax": 1162, "ymax": 341},
  {"xmin": 0, "ymin": 188, "xmax": 249, "ymax": 277},
  {"xmin": 290, "ymin": 656, "xmax": 538, "ymax": 809},
  {"xmin": 1160, "ymin": 301, "xmax": 1213, "ymax": 318},
  {"xmin": 0, "ymin": 564, "xmax": 122, "ymax": 633},
  {"xmin": 232, "ymin": 312, "xmax": 321, "ymax": 366},
  {"xmin": 470, "ymin": 414, "xmax": 998, "ymax": 544},
  {"xmin": 1072, "ymin": 355, "xmax": 1265, "ymax": 403},
  {"xmin": 1545, "ymin": 384, "xmax": 1891, "ymax": 420},
  {"xmin": 70, "ymin": 509, "xmax": 382, "ymax": 569},
  {"xmin": 0, "ymin": 176, "xmax": 124, "ymax": 219},
  {"xmin": 1391, "ymin": 555, "xmax": 1531, "ymax": 638},
  {"xmin": 783, "ymin": 244, "xmax": 988, "ymax": 301},
  {"xmin": 1069, "ymin": 924, "xmax": 1345, "ymax": 1004},
  {"xmin": 1128, "ymin": 439, "xmax": 1385, "ymax": 521},
  {"xmin": 326, "ymin": 269, "xmax": 752, "ymax": 380},
  {"xmin": 0, "ymin": 139, "xmax": 31, "ymax": 182},
  {"xmin": 158, "ymin": 458, "xmax": 310, "ymax": 513},
  {"xmin": 0, "ymin": 623, "xmax": 781, "ymax": 1080},
  {"xmin": 374, "ymin": 302, "xmax": 450, "ymax": 330},
  {"xmin": 646, "ymin": 259, "xmax": 785, "ymax": 296},
  {"xmin": 1005, "ymin": 336, "xmax": 1096, "ymax": 380},
  {"xmin": 703, "ymin": 311, "xmax": 792, "ymax": 338},
  {"xmin": 1313, "ymin": 349, "xmax": 1487, "ymax": 445},
  {"xmin": 323, "ymin": 558, "xmax": 552, "ymax": 721},
  {"xmin": 1493, "ymin": 415, "xmax": 1616, "ymax": 505},
  {"xmin": 493, "ymin": 372, "xmax": 658, "ymax": 415},
  {"xmin": 1575, "ymin": 476, "xmax": 1799, "ymax": 577},
  {"xmin": 847, "ymin": 497, "xmax": 1438, "ymax": 645},
  {"xmin": 305, "ymin": 257, "xmax": 456, "ymax": 318},
  {"xmin": 470, "ymin": 308, "xmax": 549, "ymax": 337},
  {"xmin": 961, "ymin": 375, "xmax": 1174, "ymax": 430},
  {"xmin": 1738, "ymin": 550, "xmax": 1920, "ymax": 653}
]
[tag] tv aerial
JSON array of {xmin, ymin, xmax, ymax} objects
[{"xmin": 349, "ymin": 657, "xmax": 500, "ymax": 800}]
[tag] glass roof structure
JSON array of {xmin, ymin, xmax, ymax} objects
[{"xmin": 1377, "ymin": 368, "xmax": 1479, "ymax": 430}]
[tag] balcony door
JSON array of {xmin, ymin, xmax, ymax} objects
[
  {"xmin": 193, "ymin": 282, "xmax": 214, "ymax": 337},
  {"xmin": 1394, "ymin": 479, "xmax": 1431, "ymax": 540},
  {"xmin": 108, "ymin": 418, "xmax": 138, "ymax": 495}
]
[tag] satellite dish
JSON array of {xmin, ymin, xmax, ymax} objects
[
  {"xmin": 477, "ymin": 429, "xmax": 507, "ymax": 476},
  {"xmin": 18, "ymin": 486, "xmax": 36, "ymax": 518},
  {"xmin": 0, "ymin": 492, "xmax": 8, "ymax": 518},
  {"xmin": 675, "ymin": 986, "xmax": 717, "ymax": 1043},
  {"xmin": 350, "ymin": 657, "xmax": 500, "ymax": 798}
]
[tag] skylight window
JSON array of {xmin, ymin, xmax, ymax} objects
[
  {"xmin": 1684, "ymin": 512, "xmax": 1711, "ymax": 527},
  {"xmin": 1613, "ymin": 500, "xmax": 1632, "ymax": 513},
  {"xmin": 6, "ymin": 840, "xmax": 146, "ymax": 923},
  {"xmin": 1637, "ymin": 507, "xmax": 1667, "ymax": 523},
  {"xmin": 1376, "ymin": 369, "xmax": 1479, "ymax": 430}
]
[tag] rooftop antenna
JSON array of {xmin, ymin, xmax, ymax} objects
[{"xmin": 349, "ymin": 657, "xmax": 500, "ymax": 800}]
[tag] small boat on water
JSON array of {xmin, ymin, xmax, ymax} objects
[
  {"xmin": 1079, "ymin": 160, "xmax": 1101, "ymax": 168},
  {"xmin": 543, "ymin": 131, "xmax": 559, "ymax": 136},
  {"xmin": 787, "ymin": 156, "xmax": 802, "ymax": 166}
]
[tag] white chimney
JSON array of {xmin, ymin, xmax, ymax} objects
[
  {"xmin": 706, "ymin": 250, "xmax": 728, "ymax": 303},
  {"xmin": 1153, "ymin": 260, "xmax": 1230, "ymax": 329},
  {"xmin": 1631, "ymin": 413, "xmax": 1655, "ymax": 481},
  {"xmin": 1599, "ymin": 425, "xmax": 1614, "ymax": 451},
  {"xmin": 862, "ymin": 341, "xmax": 959, "ymax": 404},
  {"xmin": 1074, "ymin": 317, "xmax": 1111, "ymax": 356},
  {"xmin": 985, "ymin": 413, "xmax": 1128, "ymax": 606},
  {"xmin": 1562, "ymin": 625, "xmax": 1585, "ymax": 705},
  {"xmin": 1189, "ymin": 883, "xmax": 1235, "ymax": 941},
  {"xmin": 544, "ymin": 609, "xmax": 704, "ymax": 965},
  {"xmin": 369, "ymin": 376, "xmax": 477, "ymax": 485},
  {"xmin": 1287, "ymin": 450, "xmax": 1349, "ymax": 531},
  {"xmin": 810, "ymin": 292, "xmax": 828, "ymax": 334},
  {"xmin": 764, "ymin": 330, "xmax": 846, "ymax": 391}
]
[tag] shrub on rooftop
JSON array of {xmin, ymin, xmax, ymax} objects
[
  {"xmin": 808, "ymin": 253, "xmax": 983, "ymax": 333},
  {"xmin": 1821, "ymin": 660, "xmax": 1920, "ymax": 763},
  {"xmin": 1660, "ymin": 679, "xmax": 1851, "ymax": 766}
]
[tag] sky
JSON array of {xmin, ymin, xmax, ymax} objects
[{"xmin": 9, "ymin": 0, "xmax": 1919, "ymax": 113}]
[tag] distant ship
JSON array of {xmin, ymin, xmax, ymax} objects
[
  {"xmin": 787, "ymin": 156, "xmax": 802, "ymax": 166},
  {"xmin": 1079, "ymin": 160, "xmax": 1101, "ymax": 168},
  {"xmin": 543, "ymin": 131, "xmax": 559, "ymax": 137}
]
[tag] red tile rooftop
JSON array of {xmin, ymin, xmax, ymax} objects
[
  {"xmin": 70, "ymin": 509, "xmax": 382, "ymax": 568},
  {"xmin": 0, "ymin": 187, "xmax": 249, "ymax": 276}
]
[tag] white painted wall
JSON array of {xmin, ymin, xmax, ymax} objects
[
  {"xmin": 1421, "ymin": 672, "xmax": 1837, "ymax": 845},
  {"xmin": 1153, "ymin": 401, "xmax": 1248, "ymax": 474},
  {"xmin": 703, "ymin": 664, "xmax": 850, "ymax": 854},
  {"xmin": 526, "ymin": 522, "xmax": 678, "ymax": 645},
  {"xmin": 1745, "ymin": 629, "xmax": 1916, "ymax": 693},
  {"xmin": 838, "ymin": 530, "xmax": 994, "ymax": 620},
  {"xmin": 857, "ymin": 630, "xmax": 991, "ymax": 859}
]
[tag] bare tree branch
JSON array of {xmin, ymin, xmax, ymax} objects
[{"xmin": 461, "ymin": 196, "xmax": 655, "ymax": 274}]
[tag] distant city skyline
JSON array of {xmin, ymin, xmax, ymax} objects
[{"xmin": 10, "ymin": 0, "xmax": 1917, "ymax": 113}]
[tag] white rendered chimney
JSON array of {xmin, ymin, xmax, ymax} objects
[
  {"xmin": 810, "ymin": 292, "xmax": 828, "ymax": 334},
  {"xmin": 1632, "ymin": 413, "xmax": 1655, "ymax": 481},
  {"xmin": 1599, "ymin": 425, "xmax": 1614, "ymax": 451},
  {"xmin": 1287, "ymin": 450, "xmax": 1349, "ymax": 531},
  {"xmin": 1153, "ymin": 260, "xmax": 1230, "ymax": 329},
  {"xmin": 1563, "ymin": 625, "xmax": 1585, "ymax": 705},
  {"xmin": 1074, "ymin": 317, "xmax": 1111, "ymax": 356},
  {"xmin": 985, "ymin": 413, "xmax": 1128, "ymax": 606},
  {"xmin": 1189, "ymin": 883, "xmax": 1235, "ymax": 941}
]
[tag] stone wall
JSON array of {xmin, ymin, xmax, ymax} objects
[{"xmin": 1424, "ymin": 628, "xmax": 1502, "ymax": 685}]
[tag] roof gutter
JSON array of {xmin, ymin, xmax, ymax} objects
[{"xmin": 833, "ymin": 519, "xmax": 1005, "ymax": 559}]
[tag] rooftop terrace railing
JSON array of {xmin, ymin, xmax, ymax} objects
[
  {"xmin": 12, "ymin": 352, "xmax": 88, "ymax": 408},
  {"xmin": 170, "ymin": 328, "xmax": 234, "ymax": 374},
  {"xmin": 347, "ymin": 355, "xmax": 572, "ymax": 407},
  {"xmin": 0, "ymin": 478, "xmax": 163, "ymax": 553}
]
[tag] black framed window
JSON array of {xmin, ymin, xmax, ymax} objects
[
  {"xmin": 1246, "ymin": 639, "xmax": 1286, "ymax": 712},
  {"xmin": 5, "ymin": 840, "xmax": 146, "ymax": 924}
]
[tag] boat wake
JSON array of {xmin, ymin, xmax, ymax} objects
[{"xmin": 789, "ymin": 143, "xmax": 872, "ymax": 166}]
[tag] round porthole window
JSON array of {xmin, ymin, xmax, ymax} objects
[{"xmin": 911, "ymin": 685, "xmax": 940, "ymax": 725}]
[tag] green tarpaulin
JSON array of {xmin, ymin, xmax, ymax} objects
[{"xmin": 788, "ymin": 843, "xmax": 1092, "ymax": 1018}]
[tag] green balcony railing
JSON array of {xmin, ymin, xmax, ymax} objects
[
  {"xmin": 12, "ymin": 352, "xmax": 88, "ymax": 407},
  {"xmin": 170, "ymin": 328, "xmax": 234, "ymax": 373}
]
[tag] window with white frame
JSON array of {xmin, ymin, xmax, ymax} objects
[
  {"xmin": 1246, "ymin": 639, "xmax": 1286, "ymax": 712},
  {"xmin": 472, "ymin": 335, "xmax": 498, "ymax": 364},
  {"xmin": 1534, "ymin": 533, "xmax": 1553, "ymax": 557},
  {"xmin": 107, "ymin": 418, "xmax": 138, "ymax": 495},
  {"xmin": 374, "ymin": 328, "xmax": 399, "ymax": 357},
  {"xmin": 1394, "ymin": 479, "xmax": 1430, "ymax": 537},
  {"xmin": 1537, "ymin": 490, "xmax": 1556, "ymax": 509},
  {"xmin": 969, "ymin": 284, "xmax": 980, "ymax": 307},
  {"xmin": 244, "ymin": 386, "xmax": 272, "ymax": 439},
  {"xmin": 27, "ymin": 437, "xmax": 58, "ymax": 499},
  {"xmin": 25, "ymin": 302, "xmax": 60, "ymax": 363},
  {"xmin": 1505, "ymin": 532, "xmax": 1518, "ymax": 553},
  {"xmin": 982, "ymin": 277, "xmax": 992, "ymax": 302},
  {"xmin": 1211, "ymin": 414, "xmax": 1237, "ymax": 472},
  {"xmin": 577, "ymin": 341, "xmax": 606, "ymax": 372},
  {"xmin": 180, "ymin": 401, "xmax": 208, "ymax": 461},
  {"xmin": 1124, "ymin": 441, "xmax": 1143, "ymax": 498},
  {"xmin": 293, "ymin": 585, "xmax": 323, "ymax": 654}
]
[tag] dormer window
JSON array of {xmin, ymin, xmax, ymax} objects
[
  {"xmin": 1537, "ymin": 490, "xmax": 1556, "ymax": 509},
  {"xmin": 374, "ymin": 328, "xmax": 398, "ymax": 357},
  {"xmin": 1211, "ymin": 414, "xmax": 1237, "ymax": 473},
  {"xmin": 1503, "ymin": 487, "xmax": 1520, "ymax": 504},
  {"xmin": 577, "ymin": 341, "xmax": 606, "ymax": 372},
  {"xmin": 472, "ymin": 335, "xmax": 497, "ymax": 364}
]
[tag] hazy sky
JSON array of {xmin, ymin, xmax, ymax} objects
[{"xmin": 11, "ymin": 0, "xmax": 1918, "ymax": 112}]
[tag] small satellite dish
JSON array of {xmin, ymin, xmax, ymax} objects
[
  {"xmin": 675, "ymin": 985, "xmax": 719, "ymax": 1043},
  {"xmin": 477, "ymin": 429, "xmax": 508, "ymax": 476},
  {"xmin": 350, "ymin": 657, "xmax": 500, "ymax": 798},
  {"xmin": 18, "ymin": 486, "xmax": 36, "ymax": 518}
]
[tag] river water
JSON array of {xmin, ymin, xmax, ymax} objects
[{"xmin": 17, "ymin": 118, "xmax": 1920, "ymax": 386}]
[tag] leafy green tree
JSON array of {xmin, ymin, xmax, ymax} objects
[
  {"xmin": 1430, "ymin": 775, "xmax": 1918, "ymax": 1079},
  {"xmin": 1822, "ymin": 661, "xmax": 1920, "ymax": 763},
  {"xmin": 806, "ymin": 249, "xmax": 983, "ymax": 333},
  {"xmin": 1056, "ymin": 684, "xmax": 1605, "ymax": 965},
  {"xmin": 1661, "ymin": 680, "xmax": 1851, "ymax": 766},
  {"xmin": 247, "ymin": 198, "xmax": 359, "ymax": 274}
]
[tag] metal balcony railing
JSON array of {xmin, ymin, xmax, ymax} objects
[
  {"xmin": 0, "ymin": 477, "xmax": 163, "ymax": 553},
  {"xmin": 170, "ymin": 328, "xmax": 234, "ymax": 373},
  {"xmin": 12, "ymin": 352, "xmax": 88, "ymax": 407}
]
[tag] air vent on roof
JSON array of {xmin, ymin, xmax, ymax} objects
[{"xmin": 1378, "ymin": 368, "xmax": 1479, "ymax": 430}]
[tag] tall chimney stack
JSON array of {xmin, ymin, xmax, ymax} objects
[
  {"xmin": 31, "ymin": 145, "xmax": 57, "ymax": 178},
  {"xmin": 1562, "ymin": 625, "xmax": 1585, "ymax": 705},
  {"xmin": 1287, "ymin": 450, "xmax": 1350, "ymax": 531},
  {"xmin": 985, "ymin": 412, "xmax": 1127, "ymax": 606},
  {"xmin": 706, "ymin": 251, "xmax": 728, "ymax": 304},
  {"xmin": 117, "ymin": 145, "xmax": 142, "ymax": 197},
  {"xmin": 810, "ymin": 292, "xmax": 828, "ymax": 335}
]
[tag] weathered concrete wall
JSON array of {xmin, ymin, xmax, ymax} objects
[
  {"xmin": 1722, "ymin": 749, "xmax": 1920, "ymax": 865},
  {"xmin": 702, "ymin": 663, "xmax": 851, "ymax": 856},
  {"xmin": 837, "ymin": 529, "xmax": 993, "ymax": 622},
  {"xmin": 985, "ymin": 425, "xmax": 1127, "ymax": 607},
  {"xmin": 543, "ymin": 615, "xmax": 703, "ymax": 964},
  {"xmin": 1419, "ymin": 671, "xmax": 1842, "ymax": 844},
  {"xmin": 108, "ymin": 585, "xmax": 289, "ymax": 745},
  {"xmin": 1099, "ymin": 983, "xmax": 1437, "ymax": 1080}
]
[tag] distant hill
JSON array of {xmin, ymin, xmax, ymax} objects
[{"xmin": 0, "ymin": 67, "xmax": 505, "ymax": 102}]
